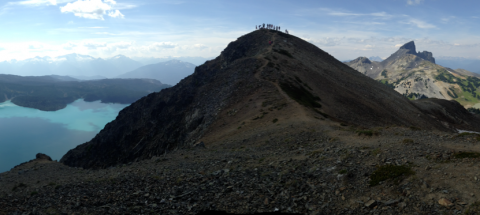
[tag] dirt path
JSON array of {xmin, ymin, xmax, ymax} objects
[{"xmin": 252, "ymin": 32, "xmax": 310, "ymax": 122}]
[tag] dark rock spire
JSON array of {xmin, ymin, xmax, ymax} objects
[{"xmin": 399, "ymin": 41, "xmax": 416, "ymax": 54}]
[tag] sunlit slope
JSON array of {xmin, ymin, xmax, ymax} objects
[{"xmin": 347, "ymin": 41, "xmax": 480, "ymax": 108}]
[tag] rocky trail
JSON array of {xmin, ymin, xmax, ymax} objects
[{"xmin": 2, "ymin": 124, "xmax": 480, "ymax": 215}]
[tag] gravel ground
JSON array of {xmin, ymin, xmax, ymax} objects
[{"xmin": 1, "ymin": 125, "xmax": 480, "ymax": 215}]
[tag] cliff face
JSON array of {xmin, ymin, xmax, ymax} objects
[
  {"xmin": 417, "ymin": 51, "xmax": 435, "ymax": 64},
  {"xmin": 61, "ymin": 30, "xmax": 480, "ymax": 169}
]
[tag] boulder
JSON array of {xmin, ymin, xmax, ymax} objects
[{"xmin": 36, "ymin": 153, "xmax": 52, "ymax": 161}]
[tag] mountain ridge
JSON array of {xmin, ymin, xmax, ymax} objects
[
  {"xmin": 346, "ymin": 41, "xmax": 480, "ymax": 108},
  {"xmin": 61, "ymin": 29, "xmax": 480, "ymax": 169},
  {"xmin": 116, "ymin": 59, "xmax": 196, "ymax": 85}
]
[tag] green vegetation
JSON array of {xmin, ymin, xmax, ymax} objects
[
  {"xmin": 403, "ymin": 92, "xmax": 422, "ymax": 100},
  {"xmin": 280, "ymin": 82, "xmax": 322, "ymax": 108},
  {"xmin": 392, "ymin": 71, "xmax": 416, "ymax": 86},
  {"xmin": 356, "ymin": 130, "xmax": 379, "ymax": 136},
  {"xmin": 468, "ymin": 107, "xmax": 480, "ymax": 115},
  {"xmin": 454, "ymin": 152, "xmax": 480, "ymax": 159},
  {"xmin": 0, "ymin": 77, "xmax": 170, "ymax": 111},
  {"xmin": 434, "ymin": 69, "xmax": 457, "ymax": 83},
  {"xmin": 338, "ymin": 169, "xmax": 348, "ymax": 174},
  {"xmin": 378, "ymin": 79, "xmax": 395, "ymax": 89},
  {"xmin": 447, "ymin": 87, "xmax": 458, "ymax": 98},
  {"xmin": 434, "ymin": 69, "xmax": 480, "ymax": 104},
  {"xmin": 272, "ymin": 118, "xmax": 278, "ymax": 123},
  {"xmin": 30, "ymin": 191, "xmax": 38, "ymax": 196},
  {"xmin": 402, "ymin": 139, "xmax": 414, "ymax": 144},
  {"xmin": 381, "ymin": 70, "xmax": 388, "ymax": 78},
  {"xmin": 369, "ymin": 164, "xmax": 415, "ymax": 186}
]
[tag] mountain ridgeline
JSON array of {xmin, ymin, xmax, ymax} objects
[
  {"xmin": 0, "ymin": 75, "xmax": 170, "ymax": 111},
  {"xmin": 116, "ymin": 60, "xmax": 196, "ymax": 85},
  {"xmin": 61, "ymin": 30, "xmax": 480, "ymax": 169},
  {"xmin": 346, "ymin": 41, "xmax": 480, "ymax": 108}
]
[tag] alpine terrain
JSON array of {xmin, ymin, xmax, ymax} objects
[
  {"xmin": 346, "ymin": 41, "xmax": 480, "ymax": 108},
  {"xmin": 2, "ymin": 30, "xmax": 480, "ymax": 215}
]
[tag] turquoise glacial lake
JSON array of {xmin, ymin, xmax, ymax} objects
[{"xmin": 0, "ymin": 99, "xmax": 129, "ymax": 173}]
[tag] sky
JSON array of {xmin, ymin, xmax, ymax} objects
[{"xmin": 0, "ymin": 0, "xmax": 479, "ymax": 61}]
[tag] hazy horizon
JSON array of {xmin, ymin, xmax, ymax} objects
[{"xmin": 0, "ymin": 0, "xmax": 479, "ymax": 63}]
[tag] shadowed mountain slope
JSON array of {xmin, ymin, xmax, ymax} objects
[{"xmin": 61, "ymin": 30, "xmax": 480, "ymax": 169}]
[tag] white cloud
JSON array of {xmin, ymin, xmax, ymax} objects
[
  {"xmin": 79, "ymin": 26, "xmax": 108, "ymax": 28},
  {"xmin": 323, "ymin": 9, "xmax": 390, "ymax": 18},
  {"xmin": 192, "ymin": 44, "xmax": 207, "ymax": 50},
  {"xmin": 108, "ymin": 9, "xmax": 123, "ymax": 18},
  {"xmin": 83, "ymin": 41, "xmax": 107, "ymax": 49},
  {"xmin": 62, "ymin": 42, "xmax": 77, "ymax": 50},
  {"xmin": 149, "ymin": 42, "xmax": 177, "ymax": 51},
  {"xmin": 407, "ymin": 0, "xmax": 423, "ymax": 5},
  {"xmin": 11, "ymin": 0, "xmax": 74, "ymax": 6},
  {"xmin": 401, "ymin": 18, "xmax": 436, "ymax": 29},
  {"xmin": 109, "ymin": 41, "xmax": 132, "ymax": 49},
  {"xmin": 60, "ymin": 0, "xmax": 123, "ymax": 20},
  {"xmin": 18, "ymin": 0, "xmax": 57, "ymax": 6},
  {"xmin": 306, "ymin": 37, "xmax": 344, "ymax": 47},
  {"xmin": 28, "ymin": 44, "xmax": 44, "ymax": 49}
]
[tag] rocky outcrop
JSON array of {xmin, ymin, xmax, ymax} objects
[
  {"xmin": 399, "ymin": 41, "xmax": 417, "ymax": 54},
  {"xmin": 417, "ymin": 51, "xmax": 435, "ymax": 64},
  {"xmin": 61, "ymin": 29, "xmax": 480, "ymax": 169},
  {"xmin": 36, "ymin": 153, "xmax": 52, "ymax": 161}
]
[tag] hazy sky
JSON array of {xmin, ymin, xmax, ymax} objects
[{"xmin": 0, "ymin": 0, "xmax": 479, "ymax": 61}]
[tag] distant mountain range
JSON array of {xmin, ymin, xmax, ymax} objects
[
  {"xmin": 116, "ymin": 60, "xmax": 196, "ymax": 85},
  {"xmin": 0, "ymin": 54, "xmax": 211, "ymax": 78},
  {"xmin": 346, "ymin": 41, "xmax": 480, "ymax": 108},
  {"xmin": 368, "ymin": 56, "xmax": 383, "ymax": 62},
  {"xmin": 0, "ymin": 54, "xmax": 142, "ymax": 78},
  {"xmin": 132, "ymin": 56, "xmax": 212, "ymax": 66},
  {"xmin": 0, "ymin": 74, "xmax": 170, "ymax": 111}
]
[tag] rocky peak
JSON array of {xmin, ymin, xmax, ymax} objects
[
  {"xmin": 382, "ymin": 41, "xmax": 435, "ymax": 65},
  {"xmin": 399, "ymin": 41, "xmax": 417, "ymax": 54},
  {"xmin": 398, "ymin": 41, "xmax": 435, "ymax": 63},
  {"xmin": 351, "ymin": 57, "xmax": 372, "ymax": 64},
  {"xmin": 60, "ymin": 29, "xmax": 478, "ymax": 170}
]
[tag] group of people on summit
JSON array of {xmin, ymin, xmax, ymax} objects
[{"xmin": 256, "ymin": 23, "xmax": 288, "ymax": 34}]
